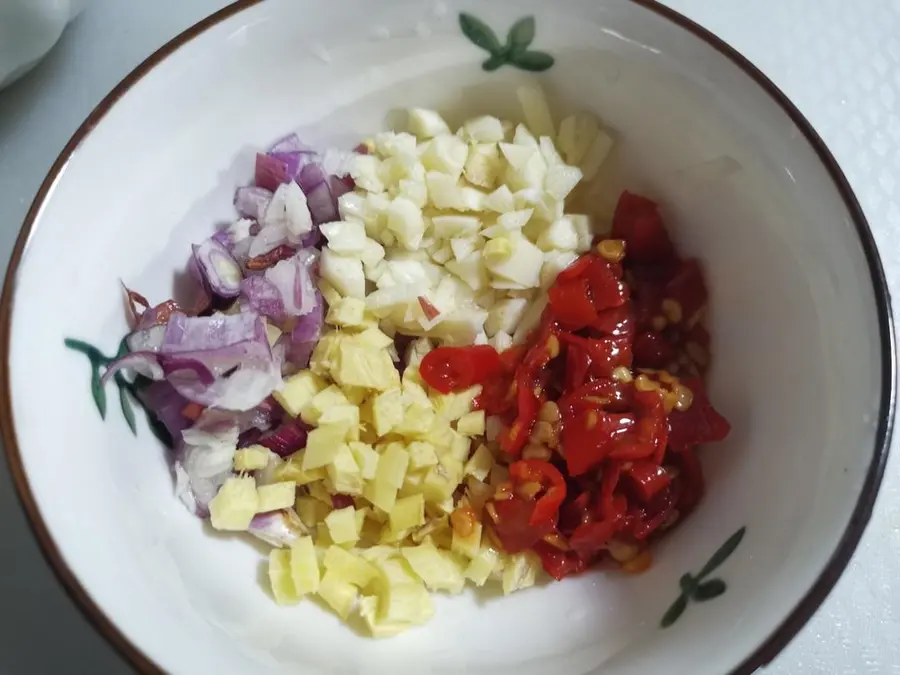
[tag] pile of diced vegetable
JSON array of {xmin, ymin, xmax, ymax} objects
[{"xmin": 95, "ymin": 84, "xmax": 626, "ymax": 636}]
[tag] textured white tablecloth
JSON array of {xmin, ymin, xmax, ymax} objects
[{"xmin": 1, "ymin": 1, "xmax": 897, "ymax": 673}]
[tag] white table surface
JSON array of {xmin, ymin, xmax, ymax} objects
[{"xmin": 2, "ymin": 1, "xmax": 899, "ymax": 673}]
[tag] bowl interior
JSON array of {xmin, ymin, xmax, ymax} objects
[{"xmin": 5, "ymin": 1, "xmax": 889, "ymax": 674}]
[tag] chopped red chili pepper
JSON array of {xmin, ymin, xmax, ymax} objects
[
  {"xmin": 419, "ymin": 345, "xmax": 504, "ymax": 394},
  {"xmin": 245, "ymin": 244, "xmax": 297, "ymax": 271},
  {"xmin": 508, "ymin": 460, "xmax": 567, "ymax": 528},
  {"xmin": 415, "ymin": 190, "xmax": 731, "ymax": 581}
]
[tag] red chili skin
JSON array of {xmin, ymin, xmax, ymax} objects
[
  {"xmin": 509, "ymin": 460, "xmax": 567, "ymax": 527},
  {"xmin": 419, "ymin": 345, "xmax": 504, "ymax": 394}
]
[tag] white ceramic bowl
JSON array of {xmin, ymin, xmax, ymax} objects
[{"xmin": 1, "ymin": 1, "xmax": 894, "ymax": 674}]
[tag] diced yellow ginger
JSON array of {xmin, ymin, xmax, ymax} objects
[
  {"xmin": 464, "ymin": 444, "xmax": 495, "ymax": 481},
  {"xmin": 309, "ymin": 333, "xmax": 344, "ymax": 377},
  {"xmin": 353, "ymin": 327, "xmax": 395, "ymax": 350},
  {"xmin": 390, "ymin": 494, "xmax": 425, "ymax": 535},
  {"xmin": 274, "ymin": 370, "xmax": 327, "ymax": 417},
  {"xmin": 301, "ymin": 385, "xmax": 351, "ymax": 425},
  {"xmin": 233, "ymin": 445, "xmax": 270, "ymax": 472},
  {"xmin": 439, "ymin": 454, "xmax": 465, "ymax": 484},
  {"xmin": 295, "ymin": 496, "xmax": 331, "ymax": 529},
  {"xmin": 428, "ymin": 421, "xmax": 456, "ymax": 453},
  {"xmin": 268, "ymin": 549, "xmax": 299, "ymax": 605},
  {"xmin": 378, "ymin": 582, "xmax": 434, "ymax": 625},
  {"xmin": 401, "ymin": 380, "xmax": 433, "ymax": 409},
  {"xmin": 290, "ymin": 536, "xmax": 320, "ymax": 596},
  {"xmin": 457, "ymin": 410, "xmax": 486, "ymax": 437},
  {"xmin": 209, "ymin": 476, "xmax": 259, "ymax": 531},
  {"xmin": 399, "ymin": 470, "xmax": 426, "ymax": 498},
  {"xmin": 363, "ymin": 480, "xmax": 398, "ymax": 513},
  {"xmin": 358, "ymin": 545, "xmax": 397, "ymax": 563},
  {"xmin": 400, "ymin": 542, "xmax": 467, "ymax": 593},
  {"xmin": 326, "ymin": 297, "xmax": 367, "ymax": 328},
  {"xmin": 307, "ymin": 480, "xmax": 335, "ymax": 505},
  {"xmin": 256, "ymin": 482, "xmax": 297, "ymax": 513},
  {"xmin": 355, "ymin": 507, "xmax": 369, "ymax": 534},
  {"xmin": 406, "ymin": 441, "xmax": 439, "ymax": 471},
  {"xmin": 358, "ymin": 596, "xmax": 413, "ymax": 638},
  {"xmin": 371, "ymin": 556, "xmax": 421, "ymax": 587},
  {"xmin": 318, "ymin": 278, "xmax": 343, "ymax": 306},
  {"xmin": 323, "ymin": 545, "xmax": 378, "ymax": 587},
  {"xmin": 367, "ymin": 558, "xmax": 433, "ymax": 626},
  {"xmin": 372, "ymin": 387, "xmax": 404, "ymax": 436},
  {"xmin": 316, "ymin": 521, "xmax": 335, "ymax": 547},
  {"xmin": 377, "ymin": 443, "xmax": 410, "ymax": 489},
  {"xmin": 432, "ymin": 385, "xmax": 481, "ymax": 422},
  {"xmin": 402, "ymin": 364, "xmax": 425, "ymax": 387},
  {"xmin": 302, "ymin": 423, "xmax": 352, "ymax": 470},
  {"xmin": 318, "ymin": 405, "xmax": 361, "ymax": 441},
  {"xmin": 393, "ymin": 405, "xmax": 435, "ymax": 439},
  {"xmin": 317, "ymin": 569, "xmax": 359, "ymax": 619},
  {"xmin": 465, "ymin": 546, "xmax": 502, "ymax": 586},
  {"xmin": 448, "ymin": 431, "xmax": 471, "ymax": 463},
  {"xmin": 349, "ymin": 441, "xmax": 379, "ymax": 480},
  {"xmin": 325, "ymin": 506, "xmax": 360, "ymax": 545},
  {"xmin": 421, "ymin": 465, "xmax": 458, "ymax": 504},
  {"xmin": 343, "ymin": 386, "xmax": 369, "ymax": 406},
  {"xmin": 502, "ymin": 550, "xmax": 542, "ymax": 595},
  {"xmin": 335, "ymin": 342, "xmax": 400, "ymax": 391},
  {"xmin": 274, "ymin": 453, "xmax": 327, "ymax": 486},
  {"xmin": 451, "ymin": 521, "xmax": 483, "ymax": 559},
  {"xmin": 326, "ymin": 444, "xmax": 364, "ymax": 495}
]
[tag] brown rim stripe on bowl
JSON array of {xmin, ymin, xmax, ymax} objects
[{"xmin": 0, "ymin": 1, "xmax": 894, "ymax": 673}]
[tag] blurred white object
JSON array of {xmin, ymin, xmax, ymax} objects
[{"xmin": 0, "ymin": 0, "xmax": 88, "ymax": 90}]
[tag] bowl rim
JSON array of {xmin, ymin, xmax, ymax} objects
[{"xmin": 0, "ymin": 1, "xmax": 894, "ymax": 673}]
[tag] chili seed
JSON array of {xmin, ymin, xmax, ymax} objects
[
  {"xmin": 607, "ymin": 539, "xmax": 640, "ymax": 563},
  {"xmin": 516, "ymin": 481, "xmax": 543, "ymax": 499},
  {"xmin": 661, "ymin": 298, "xmax": 683, "ymax": 324},
  {"xmin": 450, "ymin": 505, "xmax": 478, "ymax": 538},
  {"xmin": 686, "ymin": 341, "xmax": 709, "ymax": 367},
  {"xmin": 522, "ymin": 443, "xmax": 552, "ymax": 461},
  {"xmin": 651, "ymin": 315, "xmax": 667, "ymax": 332},
  {"xmin": 493, "ymin": 483, "xmax": 514, "ymax": 501},
  {"xmin": 533, "ymin": 385, "xmax": 543, "ymax": 398},
  {"xmin": 547, "ymin": 335, "xmax": 560, "ymax": 359},
  {"xmin": 530, "ymin": 421, "xmax": 555, "ymax": 443},
  {"xmin": 634, "ymin": 374, "xmax": 660, "ymax": 392},
  {"xmin": 586, "ymin": 410, "xmax": 599, "ymax": 429},
  {"xmin": 538, "ymin": 401, "xmax": 560, "ymax": 422},
  {"xmin": 621, "ymin": 549, "xmax": 653, "ymax": 574},
  {"xmin": 658, "ymin": 370, "xmax": 677, "ymax": 385},
  {"xmin": 674, "ymin": 383, "xmax": 694, "ymax": 411},
  {"xmin": 612, "ymin": 366, "xmax": 633, "ymax": 383},
  {"xmin": 596, "ymin": 238, "xmax": 626, "ymax": 263},
  {"xmin": 662, "ymin": 391, "xmax": 678, "ymax": 413}
]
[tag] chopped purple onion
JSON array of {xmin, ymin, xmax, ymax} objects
[
  {"xmin": 267, "ymin": 133, "xmax": 311, "ymax": 155},
  {"xmin": 256, "ymin": 419, "xmax": 310, "ymax": 457},
  {"xmin": 100, "ymin": 352, "xmax": 164, "ymax": 387},
  {"xmin": 248, "ymin": 509, "xmax": 307, "ymax": 547},
  {"xmin": 234, "ymin": 186, "xmax": 272, "ymax": 221},
  {"xmin": 192, "ymin": 238, "xmax": 243, "ymax": 298},
  {"xmin": 240, "ymin": 275, "xmax": 286, "ymax": 321}
]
